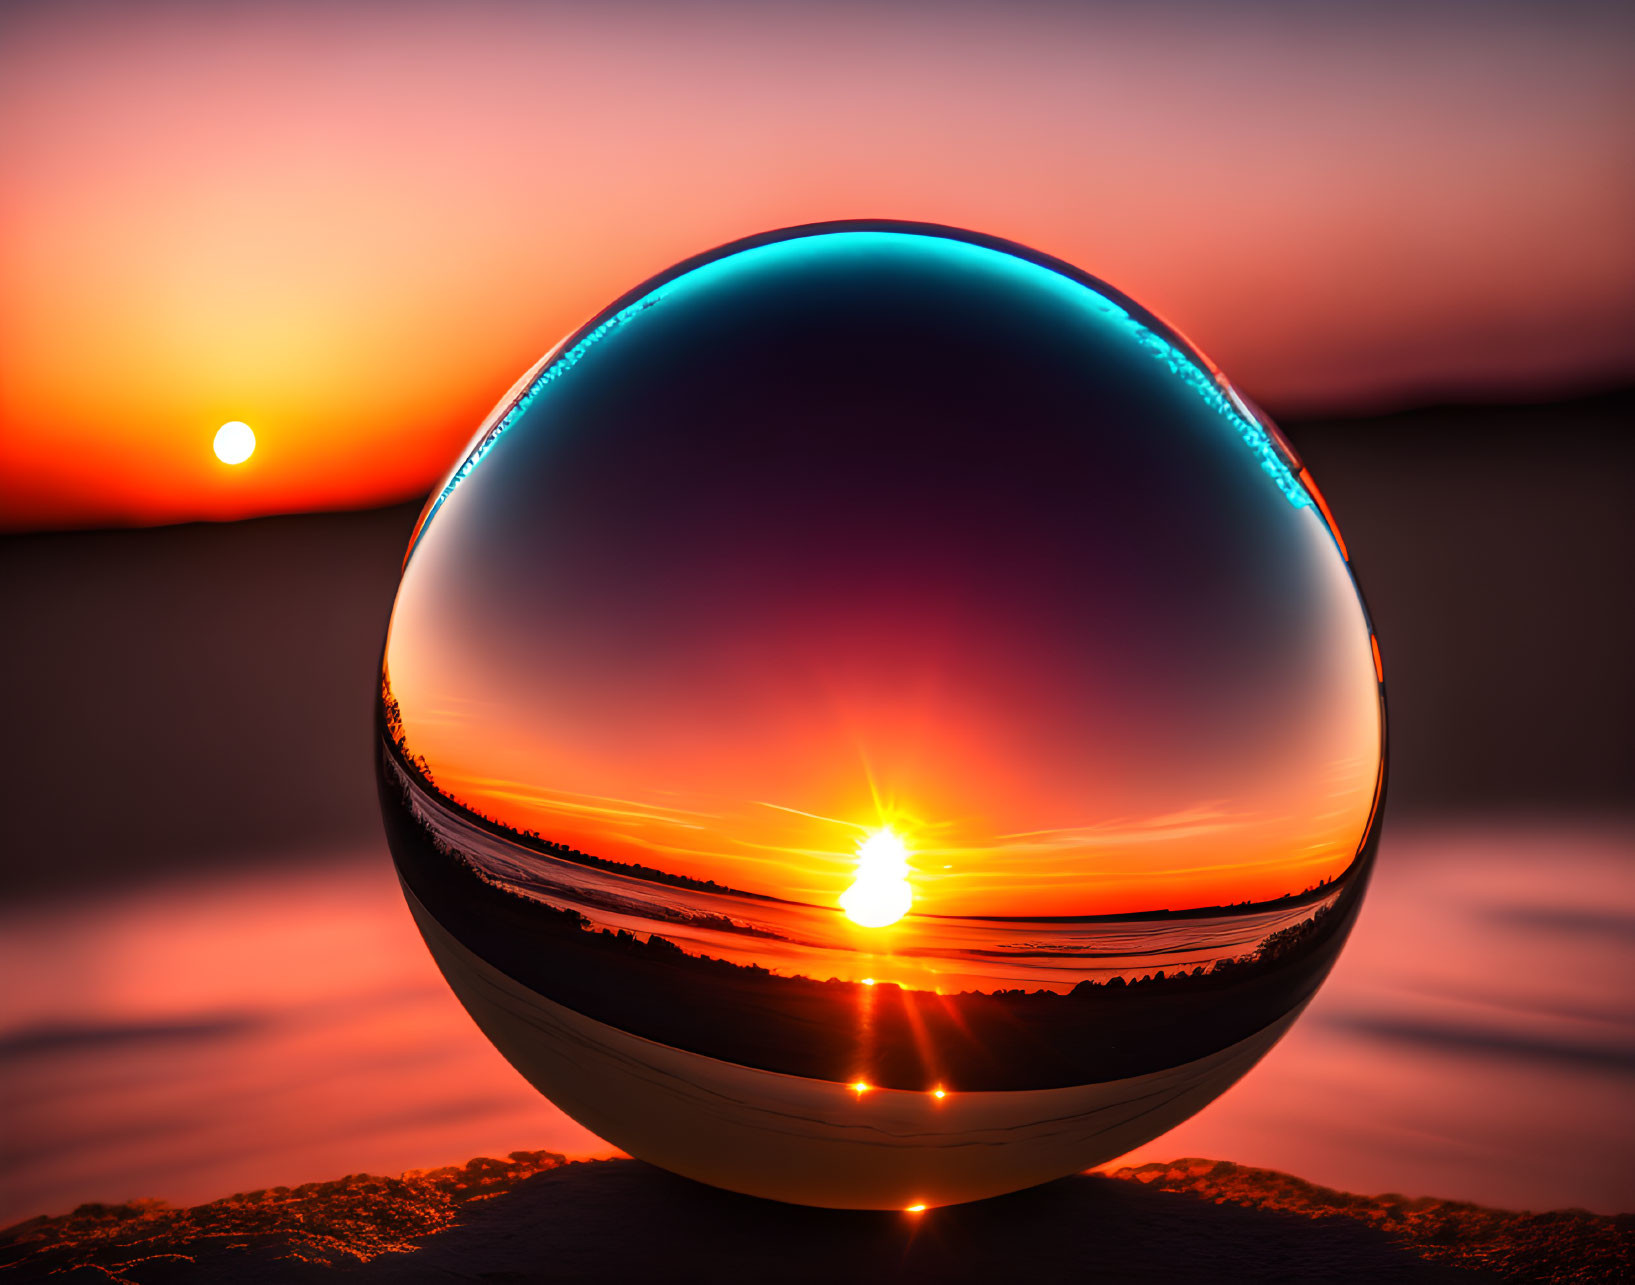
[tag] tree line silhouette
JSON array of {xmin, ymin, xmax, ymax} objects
[
  {"xmin": 380, "ymin": 726, "xmax": 1369, "ymax": 1090},
  {"xmin": 382, "ymin": 672, "xmax": 759, "ymax": 900},
  {"xmin": 382, "ymin": 671, "xmax": 1348, "ymax": 924}
]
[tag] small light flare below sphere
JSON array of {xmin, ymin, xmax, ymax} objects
[
  {"xmin": 213, "ymin": 421, "xmax": 255, "ymax": 465},
  {"xmin": 841, "ymin": 828, "xmax": 914, "ymax": 927}
]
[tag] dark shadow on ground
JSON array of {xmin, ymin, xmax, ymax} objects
[{"xmin": 337, "ymin": 1159, "xmax": 1485, "ymax": 1284}]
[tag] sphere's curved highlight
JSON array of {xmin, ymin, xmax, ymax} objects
[{"xmin": 377, "ymin": 221, "xmax": 1386, "ymax": 1209}]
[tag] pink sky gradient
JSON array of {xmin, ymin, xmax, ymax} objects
[{"xmin": 2, "ymin": 0, "xmax": 1632, "ymax": 529}]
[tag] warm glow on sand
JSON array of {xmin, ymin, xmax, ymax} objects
[
  {"xmin": 213, "ymin": 421, "xmax": 255, "ymax": 465},
  {"xmin": 840, "ymin": 829, "xmax": 913, "ymax": 927}
]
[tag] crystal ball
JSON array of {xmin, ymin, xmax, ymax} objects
[{"xmin": 377, "ymin": 222, "xmax": 1385, "ymax": 1210}]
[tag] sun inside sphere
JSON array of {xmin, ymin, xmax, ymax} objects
[
  {"xmin": 841, "ymin": 829, "xmax": 914, "ymax": 928},
  {"xmin": 377, "ymin": 221, "xmax": 1385, "ymax": 1210}
]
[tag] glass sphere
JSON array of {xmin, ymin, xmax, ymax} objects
[{"xmin": 377, "ymin": 222, "xmax": 1385, "ymax": 1210}]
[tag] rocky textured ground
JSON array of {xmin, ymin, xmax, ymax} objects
[
  {"xmin": 1111, "ymin": 1160, "xmax": 1631, "ymax": 1283},
  {"xmin": 2, "ymin": 1154, "xmax": 1628, "ymax": 1283},
  {"xmin": 0, "ymin": 1152, "xmax": 567, "ymax": 1281}
]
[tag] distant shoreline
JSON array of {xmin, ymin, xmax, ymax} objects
[{"xmin": 380, "ymin": 730, "xmax": 1354, "ymax": 924}]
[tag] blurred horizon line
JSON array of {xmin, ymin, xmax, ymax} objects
[{"xmin": 5, "ymin": 383, "xmax": 1630, "ymax": 538}]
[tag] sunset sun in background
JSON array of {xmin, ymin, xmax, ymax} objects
[
  {"xmin": 2, "ymin": 3, "xmax": 1631, "ymax": 532},
  {"xmin": 212, "ymin": 421, "xmax": 255, "ymax": 465}
]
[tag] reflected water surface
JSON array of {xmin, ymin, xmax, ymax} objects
[{"xmin": 3, "ymin": 821, "xmax": 1629, "ymax": 1222}]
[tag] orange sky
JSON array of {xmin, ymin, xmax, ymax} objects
[{"xmin": 3, "ymin": 0, "xmax": 1633, "ymax": 531}]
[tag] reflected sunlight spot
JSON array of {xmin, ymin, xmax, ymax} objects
[
  {"xmin": 932, "ymin": 1087, "xmax": 947, "ymax": 1100},
  {"xmin": 840, "ymin": 828, "xmax": 913, "ymax": 927},
  {"xmin": 851, "ymin": 1081, "xmax": 871, "ymax": 1096}
]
